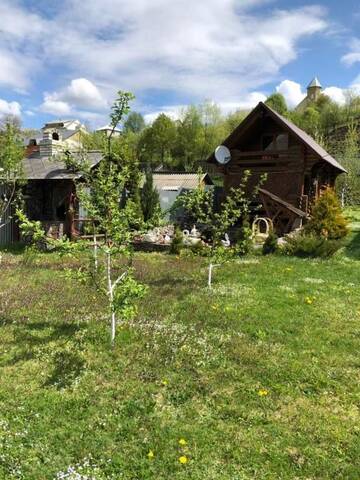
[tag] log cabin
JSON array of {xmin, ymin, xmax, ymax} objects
[{"xmin": 207, "ymin": 101, "xmax": 346, "ymax": 235}]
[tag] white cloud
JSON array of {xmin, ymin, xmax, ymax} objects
[
  {"xmin": 0, "ymin": 98, "xmax": 21, "ymax": 117},
  {"xmin": 58, "ymin": 78, "xmax": 108, "ymax": 110},
  {"xmin": 40, "ymin": 78, "xmax": 107, "ymax": 117},
  {"xmin": 323, "ymin": 86, "xmax": 347, "ymax": 105},
  {"xmin": 40, "ymin": 96, "xmax": 72, "ymax": 116},
  {"xmin": 0, "ymin": 0, "xmax": 329, "ymax": 106},
  {"xmin": 342, "ymin": 38, "xmax": 360, "ymax": 66},
  {"xmin": 276, "ymin": 80, "xmax": 305, "ymax": 108}
]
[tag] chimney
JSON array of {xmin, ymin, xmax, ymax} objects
[{"xmin": 39, "ymin": 131, "xmax": 53, "ymax": 157}]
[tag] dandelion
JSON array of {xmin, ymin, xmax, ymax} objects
[
  {"xmin": 305, "ymin": 296, "xmax": 316, "ymax": 304},
  {"xmin": 147, "ymin": 450, "xmax": 154, "ymax": 459},
  {"xmin": 179, "ymin": 456, "xmax": 188, "ymax": 464},
  {"xmin": 179, "ymin": 438, "xmax": 187, "ymax": 446},
  {"xmin": 258, "ymin": 389, "xmax": 269, "ymax": 396}
]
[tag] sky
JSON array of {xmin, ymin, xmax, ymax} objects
[{"xmin": 0, "ymin": 0, "xmax": 359, "ymax": 129}]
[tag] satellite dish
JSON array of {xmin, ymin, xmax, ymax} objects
[{"xmin": 215, "ymin": 145, "xmax": 231, "ymax": 165}]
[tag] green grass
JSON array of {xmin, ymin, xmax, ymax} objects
[{"xmin": 0, "ymin": 233, "xmax": 360, "ymax": 479}]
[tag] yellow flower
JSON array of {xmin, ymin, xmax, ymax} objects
[
  {"xmin": 258, "ymin": 389, "xmax": 269, "ymax": 397},
  {"xmin": 147, "ymin": 450, "xmax": 154, "ymax": 459},
  {"xmin": 161, "ymin": 379, "xmax": 168, "ymax": 386},
  {"xmin": 305, "ymin": 296, "xmax": 315, "ymax": 304},
  {"xmin": 179, "ymin": 456, "xmax": 188, "ymax": 464},
  {"xmin": 179, "ymin": 438, "xmax": 187, "ymax": 446}
]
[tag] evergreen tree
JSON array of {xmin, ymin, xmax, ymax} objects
[{"xmin": 141, "ymin": 168, "xmax": 161, "ymax": 224}]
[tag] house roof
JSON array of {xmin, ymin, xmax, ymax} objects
[
  {"xmin": 308, "ymin": 77, "xmax": 322, "ymax": 88},
  {"xmin": 144, "ymin": 172, "xmax": 213, "ymax": 191},
  {"xmin": 23, "ymin": 151, "xmax": 102, "ymax": 180},
  {"xmin": 208, "ymin": 101, "xmax": 346, "ymax": 173},
  {"xmin": 96, "ymin": 124, "xmax": 122, "ymax": 133}
]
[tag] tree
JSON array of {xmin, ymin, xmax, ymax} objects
[
  {"xmin": 335, "ymin": 122, "xmax": 360, "ymax": 206},
  {"xmin": 138, "ymin": 114, "xmax": 177, "ymax": 168},
  {"xmin": 0, "ymin": 119, "xmax": 24, "ymax": 234},
  {"xmin": 265, "ymin": 93, "xmax": 288, "ymax": 116},
  {"xmin": 175, "ymin": 105, "xmax": 204, "ymax": 171},
  {"xmin": 178, "ymin": 170, "xmax": 264, "ymax": 287},
  {"xmin": 72, "ymin": 91, "xmax": 146, "ymax": 345},
  {"xmin": 141, "ymin": 168, "xmax": 161, "ymax": 224},
  {"xmin": 124, "ymin": 112, "xmax": 145, "ymax": 134}
]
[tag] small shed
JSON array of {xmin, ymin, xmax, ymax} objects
[
  {"xmin": 208, "ymin": 102, "xmax": 346, "ymax": 234},
  {"xmin": 150, "ymin": 172, "xmax": 213, "ymax": 216}
]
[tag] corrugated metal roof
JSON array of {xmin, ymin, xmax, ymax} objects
[
  {"xmin": 22, "ymin": 151, "xmax": 102, "ymax": 180},
  {"xmin": 152, "ymin": 173, "xmax": 213, "ymax": 190}
]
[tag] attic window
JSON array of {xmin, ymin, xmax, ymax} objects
[
  {"xmin": 262, "ymin": 135, "xmax": 274, "ymax": 150},
  {"xmin": 52, "ymin": 132, "xmax": 60, "ymax": 140},
  {"xmin": 276, "ymin": 134, "xmax": 288, "ymax": 150}
]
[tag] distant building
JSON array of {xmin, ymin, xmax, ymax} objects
[
  {"xmin": 0, "ymin": 120, "xmax": 96, "ymax": 245},
  {"xmin": 95, "ymin": 124, "xmax": 122, "ymax": 137},
  {"xmin": 25, "ymin": 119, "xmax": 88, "ymax": 158},
  {"xmin": 296, "ymin": 77, "xmax": 322, "ymax": 112},
  {"xmin": 145, "ymin": 172, "xmax": 213, "ymax": 219}
]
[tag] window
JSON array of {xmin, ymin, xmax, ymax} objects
[
  {"xmin": 276, "ymin": 134, "xmax": 288, "ymax": 150},
  {"xmin": 52, "ymin": 132, "xmax": 60, "ymax": 140}
]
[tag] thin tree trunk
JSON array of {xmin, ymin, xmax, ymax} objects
[
  {"xmin": 106, "ymin": 250, "xmax": 116, "ymax": 345},
  {"xmin": 93, "ymin": 232, "xmax": 98, "ymax": 271}
]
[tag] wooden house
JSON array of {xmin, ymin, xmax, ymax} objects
[{"xmin": 208, "ymin": 102, "xmax": 346, "ymax": 234}]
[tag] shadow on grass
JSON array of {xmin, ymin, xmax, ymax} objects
[
  {"xmin": 344, "ymin": 231, "xmax": 360, "ymax": 260},
  {"xmin": 44, "ymin": 349, "xmax": 86, "ymax": 389},
  {"xmin": 0, "ymin": 242, "xmax": 26, "ymax": 255},
  {"xmin": 2, "ymin": 321, "xmax": 83, "ymax": 366}
]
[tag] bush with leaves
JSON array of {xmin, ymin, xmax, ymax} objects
[
  {"xmin": 284, "ymin": 234, "xmax": 344, "ymax": 258},
  {"xmin": 262, "ymin": 231, "xmax": 278, "ymax": 255},
  {"xmin": 305, "ymin": 187, "xmax": 349, "ymax": 240},
  {"xmin": 169, "ymin": 227, "xmax": 184, "ymax": 255}
]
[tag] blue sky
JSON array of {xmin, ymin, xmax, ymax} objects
[{"xmin": 0, "ymin": 0, "xmax": 359, "ymax": 129}]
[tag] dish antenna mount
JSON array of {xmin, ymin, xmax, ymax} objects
[{"xmin": 215, "ymin": 145, "xmax": 231, "ymax": 165}]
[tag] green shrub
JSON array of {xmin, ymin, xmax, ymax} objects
[
  {"xmin": 284, "ymin": 234, "xmax": 344, "ymax": 258},
  {"xmin": 305, "ymin": 187, "xmax": 349, "ymax": 240},
  {"xmin": 262, "ymin": 232, "xmax": 278, "ymax": 255},
  {"xmin": 234, "ymin": 216, "xmax": 252, "ymax": 255},
  {"xmin": 169, "ymin": 227, "xmax": 184, "ymax": 254}
]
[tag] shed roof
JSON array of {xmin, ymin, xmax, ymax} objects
[
  {"xmin": 148, "ymin": 173, "xmax": 213, "ymax": 190},
  {"xmin": 23, "ymin": 151, "xmax": 102, "ymax": 180},
  {"xmin": 208, "ymin": 101, "xmax": 346, "ymax": 173}
]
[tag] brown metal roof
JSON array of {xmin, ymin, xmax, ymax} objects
[
  {"xmin": 208, "ymin": 102, "xmax": 346, "ymax": 173},
  {"xmin": 23, "ymin": 151, "xmax": 102, "ymax": 180}
]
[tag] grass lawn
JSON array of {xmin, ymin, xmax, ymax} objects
[{"xmin": 1, "ymin": 224, "xmax": 360, "ymax": 479}]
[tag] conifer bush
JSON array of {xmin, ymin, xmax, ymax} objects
[
  {"xmin": 262, "ymin": 231, "xmax": 278, "ymax": 255},
  {"xmin": 305, "ymin": 187, "xmax": 348, "ymax": 240}
]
